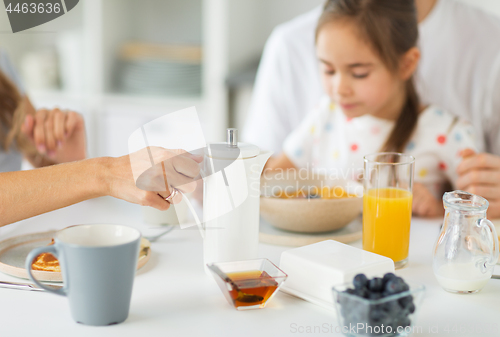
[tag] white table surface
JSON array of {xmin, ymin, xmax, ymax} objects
[{"xmin": 0, "ymin": 197, "xmax": 499, "ymax": 337}]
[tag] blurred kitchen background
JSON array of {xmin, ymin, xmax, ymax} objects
[{"xmin": 0, "ymin": 0, "xmax": 498, "ymax": 158}]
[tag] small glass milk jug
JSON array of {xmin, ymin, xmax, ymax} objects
[{"xmin": 432, "ymin": 191, "xmax": 499, "ymax": 293}]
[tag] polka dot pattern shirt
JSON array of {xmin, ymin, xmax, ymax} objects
[{"xmin": 283, "ymin": 97, "xmax": 476, "ymax": 197}]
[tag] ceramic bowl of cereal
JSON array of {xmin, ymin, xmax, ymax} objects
[{"xmin": 260, "ymin": 173, "xmax": 363, "ymax": 233}]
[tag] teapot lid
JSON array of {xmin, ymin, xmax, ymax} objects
[
  {"xmin": 205, "ymin": 128, "xmax": 260, "ymax": 159},
  {"xmin": 205, "ymin": 142, "xmax": 259, "ymax": 159}
]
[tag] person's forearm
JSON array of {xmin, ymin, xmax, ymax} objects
[{"xmin": 0, "ymin": 157, "xmax": 109, "ymax": 226}]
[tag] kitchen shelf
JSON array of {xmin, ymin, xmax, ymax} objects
[{"xmin": 1, "ymin": 0, "xmax": 325, "ymax": 157}]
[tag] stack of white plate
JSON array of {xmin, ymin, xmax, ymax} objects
[
  {"xmin": 117, "ymin": 43, "xmax": 202, "ymax": 96},
  {"xmin": 119, "ymin": 60, "xmax": 201, "ymax": 96}
]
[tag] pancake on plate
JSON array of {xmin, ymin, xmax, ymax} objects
[
  {"xmin": 30, "ymin": 238, "xmax": 151, "ymax": 272},
  {"xmin": 31, "ymin": 239, "xmax": 60, "ymax": 272}
]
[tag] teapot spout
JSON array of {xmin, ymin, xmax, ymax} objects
[{"xmin": 255, "ymin": 150, "xmax": 273, "ymax": 175}]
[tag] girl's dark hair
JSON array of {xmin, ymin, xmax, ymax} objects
[
  {"xmin": 0, "ymin": 70, "xmax": 33, "ymax": 153},
  {"xmin": 316, "ymin": 0, "xmax": 420, "ymax": 152}
]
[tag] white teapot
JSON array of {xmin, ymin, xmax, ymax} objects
[{"xmin": 202, "ymin": 129, "xmax": 272, "ymax": 269}]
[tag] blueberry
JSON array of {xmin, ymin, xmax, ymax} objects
[
  {"xmin": 380, "ymin": 316, "xmax": 395, "ymax": 329},
  {"xmin": 307, "ymin": 193, "xmax": 320, "ymax": 199},
  {"xmin": 381, "ymin": 300, "xmax": 400, "ymax": 315},
  {"xmin": 383, "ymin": 272, "xmax": 397, "ymax": 284},
  {"xmin": 353, "ymin": 274, "xmax": 369, "ymax": 289},
  {"xmin": 346, "ymin": 288, "xmax": 356, "ymax": 295},
  {"xmin": 408, "ymin": 302, "xmax": 416, "ymax": 314},
  {"xmin": 394, "ymin": 317, "xmax": 411, "ymax": 329},
  {"xmin": 355, "ymin": 287, "xmax": 369, "ymax": 298},
  {"xmin": 398, "ymin": 295, "xmax": 414, "ymax": 310},
  {"xmin": 368, "ymin": 292, "xmax": 382, "ymax": 300},
  {"xmin": 385, "ymin": 277, "xmax": 406, "ymax": 294},
  {"xmin": 369, "ymin": 307, "xmax": 385, "ymax": 321},
  {"xmin": 369, "ymin": 277, "xmax": 384, "ymax": 292}
]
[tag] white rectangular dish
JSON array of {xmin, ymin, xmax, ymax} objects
[{"xmin": 279, "ymin": 240, "xmax": 395, "ymax": 310}]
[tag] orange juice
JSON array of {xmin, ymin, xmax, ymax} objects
[{"xmin": 363, "ymin": 187, "xmax": 412, "ymax": 263}]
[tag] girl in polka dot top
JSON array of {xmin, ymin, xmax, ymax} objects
[{"xmin": 266, "ymin": 0, "xmax": 476, "ymax": 217}]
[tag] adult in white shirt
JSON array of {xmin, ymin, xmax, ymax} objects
[{"xmin": 244, "ymin": 0, "xmax": 500, "ymax": 217}]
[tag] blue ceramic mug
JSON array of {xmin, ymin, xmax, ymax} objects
[{"xmin": 25, "ymin": 224, "xmax": 141, "ymax": 326}]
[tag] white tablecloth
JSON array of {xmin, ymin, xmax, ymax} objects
[{"xmin": 0, "ymin": 197, "xmax": 498, "ymax": 337}]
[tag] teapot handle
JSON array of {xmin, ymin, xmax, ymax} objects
[{"xmin": 478, "ymin": 218, "xmax": 499, "ymax": 268}]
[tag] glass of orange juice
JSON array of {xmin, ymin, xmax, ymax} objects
[{"xmin": 363, "ymin": 153, "xmax": 415, "ymax": 269}]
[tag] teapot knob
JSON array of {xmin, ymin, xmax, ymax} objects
[{"xmin": 227, "ymin": 128, "xmax": 238, "ymax": 148}]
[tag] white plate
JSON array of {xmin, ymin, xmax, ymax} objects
[{"xmin": 0, "ymin": 230, "xmax": 151, "ymax": 282}]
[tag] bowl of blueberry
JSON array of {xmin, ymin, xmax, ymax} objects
[{"xmin": 332, "ymin": 273, "xmax": 425, "ymax": 337}]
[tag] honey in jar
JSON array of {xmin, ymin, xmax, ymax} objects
[{"xmin": 225, "ymin": 270, "xmax": 279, "ymax": 308}]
